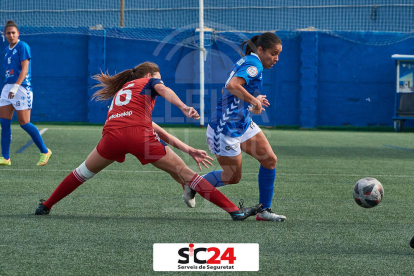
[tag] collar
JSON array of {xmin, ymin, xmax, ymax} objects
[
  {"xmin": 9, "ymin": 40, "xmax": 20, "ymax": 50},
  {"xmin": 250, "ymin": 53, "xmax": 261, "ymax": 61}
]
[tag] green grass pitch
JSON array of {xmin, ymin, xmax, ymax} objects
[{"xmin": 0, "ymin": 125, "xmax": 413, "ymax": 275}]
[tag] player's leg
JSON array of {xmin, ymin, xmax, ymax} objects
[
  {"xmin": 17, "ymin": 109, "xmax": 51, "ymax": 165},
  {"xmin": 181, "ymin": 151, "xmax": 242, "ymax": 208},
  {"xmin": 16, "ymin": 87, "xmax": 51, "ymax": 165},
  {"xmin": 35, "ymin": 148, "xmax": 114, "ymax": 214},
  {"xmin": 202, "ymin": 124, "xmax": 243, "ymax": 187},
  {"xmin": 151, "ymin": 146, "xmax": 261, "ymax": 220},
  {"xmin": 216, "ymin": 154, "xmax": 243, "ymax": 184},
  {"xmin": 241, "ymin": 123, "xmax": 285, "ymax": 222},
  {"xmin": 0, "ymin": 103, "xmax": 14, "ymax": 165},
  {"xmin": 181, "ymin": 125, "xmax": 243, "ymax": 208}
]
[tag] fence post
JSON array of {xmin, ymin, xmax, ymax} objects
[{"xmin": 120, "ymin": 0, "xmax": 125, "ymax": 27}]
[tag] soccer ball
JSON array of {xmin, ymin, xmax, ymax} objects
[{"xmin": 353, "ymin": 177, "xmax": 384, "ymax": 208}]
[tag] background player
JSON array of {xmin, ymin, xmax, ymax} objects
[
  {"xmin": 0, "ymin": 20, "xmax": 51, "ymax": 166},
  {"xmin": 182, "ymin": 32, "xmax": 286, "ymax": 222},
  {"xmin": 35, "ymin": 62, "xmax": 262, "ymax": 220}
]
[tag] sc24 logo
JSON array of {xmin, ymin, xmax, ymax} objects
[{"xmin": 178, "ymin": 243, "xmax": 236, "ymax": 264}]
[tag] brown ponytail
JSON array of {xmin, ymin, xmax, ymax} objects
[
  {"xmin": 92, "ymin": 61, "xmax": 160, "ymax": 101},
  {"xmin": 4, "ymin": 20, "xmax": 18, "ymax": 33}
]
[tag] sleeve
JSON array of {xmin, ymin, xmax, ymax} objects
[
  {"xmin": 149, "ymin": 78, "xmax": 164, "ymax": 98},
  {"xmin": 19, "ymin": 43, "xmax": 31, "ymax": 63},
  {"xmin": 234, "ymin": 60, "xmax": 263, "ymax": 86}
]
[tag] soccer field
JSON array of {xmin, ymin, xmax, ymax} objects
[{"xmin": 1, "ymin": 125, "xmax": 413, "ymax": 275}]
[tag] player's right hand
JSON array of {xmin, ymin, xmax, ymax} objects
[
  {"xmin": 189, "ymin": 148, "xmax": 214, "ymax": 171},
  {"xmin": 181, "ymin": 106, "xmax": 200, "ymax": 120},
  {"xmin": 248, "ymin": 99, "xmax": 264, "ymax": 114}
]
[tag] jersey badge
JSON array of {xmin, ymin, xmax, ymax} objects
[
  {"xmin": 13, "ymin": 49, "xmax": 17, "ymax": 55},
  {"xmin": 246, "ymin": 66, "xmax": 258, "ymax": 77}
]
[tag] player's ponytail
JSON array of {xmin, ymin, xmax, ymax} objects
[
  {"xmin": 92, "ymin": 62, "xmax": 160, "ymax": 101},
  {"xmin": 4, "ymin": 20, "xmax": 18, "ymax": 33},
  {"xmin": 240, "ymin": 35, "xmax": 260, "ymax": 56},
  {"xmin": 240, "ymin": 32, "xmax": 282, "ymax": 56}
]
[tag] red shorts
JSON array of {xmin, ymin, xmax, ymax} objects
[{"xmin": 96, "ymin": 126, "xmax": 167, "ymax": 165}]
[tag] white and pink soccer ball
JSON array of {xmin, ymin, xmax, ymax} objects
[{"xmin": 353, "ymin": 177, "xmax": 384, "ymax": 208}]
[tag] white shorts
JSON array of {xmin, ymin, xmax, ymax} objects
[
  {"xmin": 0, "ymin": 84, "xmax": 33, "ymax": 110},
  {"xmin": 206, "ymin": 120, "xmax": 262, "ymax": 157}
]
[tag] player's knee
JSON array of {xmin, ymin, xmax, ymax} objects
[
  {"xmin": 18, "ymin": 120, "xmax": 30, "ymax": 126},
  {"xmin": 261, "ymin": 154, "xmax": 277, "ymax": 170},
  {"xmin": 75, "ymin": 162, "xmax": 96, "ymax": 182},
  {"xmin": 227, "ymin": 174, "xmax": 242, "ymax": 184}
]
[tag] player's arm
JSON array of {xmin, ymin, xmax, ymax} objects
[
  {"xmin": 154, "ymin": 83, "xmax": 200, "ymax": 119},
  {"xmin": 8, "ymin": 59, "xmax": 29, "ymax": 99},
  {"xmin": 152, "ymin": 122, "xmax": 213, "ymax": 170},
  {"xmin": 226, "ymin": 76, "xmax": 263, "ymax": 114},
  {"xmin": 16, "ymin": 59, "xmax": 29, "ymax": 85}
]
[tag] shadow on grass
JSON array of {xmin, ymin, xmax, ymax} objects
[{"xmin": 1, "ymin": 213, "xmax": 248, "ymax": 223}]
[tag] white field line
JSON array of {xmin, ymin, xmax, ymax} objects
[
  {"xmin": 39, "ymin": 128, "xmax": 48, "ymax": 135},
  {"xmin": 0, "ymin": 168, "xmax": 413, "ymax": 178}
]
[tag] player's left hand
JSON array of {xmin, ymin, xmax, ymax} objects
[
  {"xmin": 8, "ymin": 84, "xmax": 19, "ymax": 99},
  {"xmin": 256, "ymin": 95, "xmax": 270, "ymax": 108},
  {"xmin": 181, "ymin": 106, "xmax": 201, "ymax": 120},
  {"xmin": 189, "ymin": 148, "xmax": 213, "ymax": 171}
]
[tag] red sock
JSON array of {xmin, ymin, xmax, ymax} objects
[
  {"xmin": 43, "ymin": 170, "xmax": 86, "ymax": 209},
  {"xmin": 189, "ymin": 174, "xmax": 238, "ymax": 213}
]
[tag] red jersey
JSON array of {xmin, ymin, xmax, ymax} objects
[{"xmin": 102, "ymin": 78, "xmax": 163, "ymax": 134}]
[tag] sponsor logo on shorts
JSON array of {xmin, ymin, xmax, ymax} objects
[
  {"xmin": 225, "ymin": 145, "xmax": 237, "ymax": 151},
  {"xmin": 153, "ymin": 129, "xmax": 161, "ymax": 142},
  {"xmin": 108, "ymin": 110, "xmax": 133, "ymax": 121}
]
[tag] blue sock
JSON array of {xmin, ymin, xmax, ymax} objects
[
  {"xmin": 258, "ymin": 165, "xmax": 276, "ymax": 210},
  {"xmin": 202, "ymin": 170, "xmax": 225, "ymax": 187},
  {"xmin": 20, "ymin": 123, "xmax": 48, "ymax": 153},
  {"xmin": 1, "ymin": 118, "xmax": 12, "ymax": 159}
]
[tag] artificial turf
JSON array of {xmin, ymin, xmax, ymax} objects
[{"xmin": 1, "ymin": 125, "xmax": 413, "ymax": 275}]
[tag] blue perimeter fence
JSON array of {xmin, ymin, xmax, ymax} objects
[{"xmin": 0, "ymin": 27, "xmax": 414, "ymax": 128}]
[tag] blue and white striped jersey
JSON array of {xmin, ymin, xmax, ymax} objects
[
  {"xmin": 209, "ymin": 53, "xmax": 263, "ymax": 137},
  {"xmin": 4, "ymin": 40, "xmax": 32, "ymax": 89}
]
